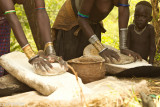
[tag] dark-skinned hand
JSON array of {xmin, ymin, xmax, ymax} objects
[
  {"xmin": 120, "ymin": 49, "xmax": 142, "ymax": 62},
  {"xmin": 30, "ymin": 56, "xmax": 54, "ymax": 73},
  {"xmin": 99, "ymin": 48, "xmax": 120, "ymax": 63},
  {"xmin": 47, "ymin": 54, "xmax": 68, "ymax": 70},
  {"xmin": 38, "ymin": 50, "xmax": 68, "ymax": 70}
]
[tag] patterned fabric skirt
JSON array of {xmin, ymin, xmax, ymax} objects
[{"xmin": 0, "ymin": 21, "xmax": 11, "ymax": 76}]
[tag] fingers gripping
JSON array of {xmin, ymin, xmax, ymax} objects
[
  {"xmin": 121, "ymin": 49, "xmax": 142, "ymax": 61},
  {"xmin": 129, "ymin": 51, "xmax": 142, "ymax": 61},
  {"xmin": 100, "ymin": 49, "xmax": 120, "ymax": 63},
  {"xmin": 111, "ymin": 52, "xmax": 120, "ymax": 61},
  {"xmin": 32, "ymin": 57, "xmax": 53, "ymax": 73}
]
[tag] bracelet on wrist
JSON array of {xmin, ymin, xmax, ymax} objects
[
  {"xmin": 99, "ymin": 47, "xmax": 108, "ymax": 54},
  {"xmin": 28, "ymin": 55, "xmax": 39, "ymax": 63},
  {"xmin": 119, "ymin": 28, "xmax": 128, "ymax": 49},
  {"xmin": 44, "ymin": 42, "xmax": 56, "ymax": 56},
  {"xmin": 22, "ymin": 44, "xmax": 37, "ymax": 60},
  {"xmin": 89, "ymin": 34, "xmax": 105, "ymax": 52},
  {"xmin": 4, "ymin": 10, "xmax": 16, "ymax": 15}
]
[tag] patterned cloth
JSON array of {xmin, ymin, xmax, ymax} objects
[{"xmin": 0, "ymin": 20, "xmax": 11, "ymax": 76}]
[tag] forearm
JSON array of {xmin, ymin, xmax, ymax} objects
[
  {"xmin": 118, "ymin": 1, "xmax": 129, "ymax": 28},
  {"xmin": 34, "ymin": 0, "xmax": 55, "ymax": 56},
  {"xmin": 78, "ymin": 0, "xmax": 95, "ymax": 38},
  {"xmin": 118, "ymin": 0, "xmax": 129, "ymax": 50},
  {"xmin": 36, "ymin": 11, "xmax": 56, "ymax": 55},
  {"xmin": 35, "ymin": 9, "xmax": 52, "ymax": 43},
  {"xmin": 5, "ymin": 12, "xmax": 36, "ymax": 60},
  {"xmin": 78, "ymin": 17, "xmax": 94, "ymax": 38},
  {"xmin": 0, "ymin": 0, "xmax": 28, "ymax": 47},
  {"xmin": 34, "ymin": 0, "xmax": 52, "ymax": 44},
  {"xmin": 6, "ymin": 14, "xmax": 28, "ymax": 47}
]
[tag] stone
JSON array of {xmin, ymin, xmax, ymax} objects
[
  {"xmin": 0, "ymin": 74, "xmax": 33, "ymax": 97},
  {"xmin": 83, "ymin": 44, "xmax": 135, "ymax": 65}
]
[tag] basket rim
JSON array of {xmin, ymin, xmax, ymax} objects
[
  {"xmin": 67, "ymin": 56, "xmax": 105, "ymax": 64},
  {"xmin": 67, "ymin": 61, "xmax": 105, "ymax": 64}
]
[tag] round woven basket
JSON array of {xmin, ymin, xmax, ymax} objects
[{"xmin": 67, "ymin": 56, "xmax": 106, "ymax": 84}]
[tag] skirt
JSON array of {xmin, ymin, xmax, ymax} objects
[
  {"xmin": 0, "ymin": 21, "xmax": 11, "ymax": 76},
  {"xmin": 54, "ymin": 24, "xmax": 102, "ymax": 61}
]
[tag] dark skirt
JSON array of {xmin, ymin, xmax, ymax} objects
[
  {"xmin": 54, "ymin": 24, "xmax": 102, "ymax": 61},
  {"xmin": 0, "ymin": 21, "xmax": 11, "ymax": 76}
]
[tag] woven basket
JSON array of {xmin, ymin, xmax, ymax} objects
[{"xmin": 67, "ymin": 56, "xmax": 106, "ymax": 84}]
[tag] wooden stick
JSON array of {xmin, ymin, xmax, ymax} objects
[{"xmin": 67, "ymin": 64, "xmax": 88, "ymax": 107}]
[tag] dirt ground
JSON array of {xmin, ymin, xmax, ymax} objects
[
  {"xmin": 151, "ymin": 62, "xmax": 160, "ymax": 95},
  {"xmin": 144, "ymin": 61, "xmax": 160, "ymax": 95},
  {"xmin": 148, "ymin": 78, "xmax": 160, "ymax": 95},
  {"xmin": 120, "ymin": 77, "xmax": 160, "ymax": 96},
  {"xmin": 153, "ymin": 61, "xmax": 160, "ymax": 67}
]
